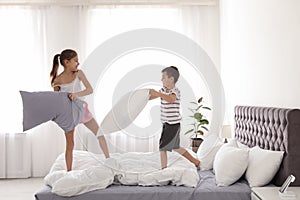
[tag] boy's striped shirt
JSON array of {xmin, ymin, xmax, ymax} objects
[{"xmin": 160, "ymin": 87, "xmax": 181, "ymax": 124}]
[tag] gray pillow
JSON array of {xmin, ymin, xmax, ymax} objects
[{"xmin": 20, "ymin": 91, "xmax": 84, "ymax": 133}]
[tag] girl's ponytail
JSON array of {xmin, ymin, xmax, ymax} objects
[
  {"xmin": 50, "ymin": 49, "xmax": 77, "ymax": 86},
  {"xmin": 50, "ymin": 54, "xmax": 60, "ymax": 85}
]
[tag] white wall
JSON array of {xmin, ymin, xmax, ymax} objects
[{"xmin": 219, "ymin": 0, "xmax": 300, "ymax": 124}]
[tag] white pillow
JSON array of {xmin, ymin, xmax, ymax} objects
[
  {"xmin": 245, "ymin": 146, "xmax": 284, "ymax": 187},
  {"xmin": 100, "ymin": 89, "xmax": 150, "ymax": 135},
  {"xmin": 236, "ymin": 140, "xmax": 250, "ymax": 150},
  {"xmin": 197, "ymin": 134, "xmax": 223, "ymax": 170},
  {"xmin": 213, "ymin": 143, "xmax": 249, "ymax": 186},
  {"xmin": 227, "ymin": 138, "xmax": 239, "ymax": 147}
]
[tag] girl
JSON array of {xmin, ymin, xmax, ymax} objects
[{"xmin": 50, "ymin": 49, "xmax": 110, "ymax": 171}]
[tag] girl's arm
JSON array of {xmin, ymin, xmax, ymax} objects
[
  {"xmin": 53, "ymin": 86, "xmax": 60, "ymax": 91},
  {"xmin": 72, "ymin": 70, "xmax": 93, "ymax": 99},
  {"xmin": 149, "ymin": 89, "xmax": 176, "ymax": 103},
  {"xmin": 52, "ymin": 79, "xmax": 60, "ymax": 91}
]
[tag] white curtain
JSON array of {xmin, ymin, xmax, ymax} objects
[
  {"xmin": 83, "ymin": 5, "xmax": 219, "ymax": 154},
  {"xmin": 0, "ymin": 5, "xmax": 219, "ymax": 177}
]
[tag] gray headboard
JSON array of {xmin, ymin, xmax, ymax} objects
[{"xmin": 234, "ymin": 105, "xmax": 300, "ymax": 186}]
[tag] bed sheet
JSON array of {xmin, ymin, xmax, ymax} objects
[{"xmin": 36, "ymin": 169, "xmax": 251, "ymax": 200}]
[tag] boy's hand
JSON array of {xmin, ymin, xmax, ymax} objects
[
  {"xmin": 149, "ymin": 89, "xmax": 160, "ymax": 100},
  {"xmin": 149, "ymin": 89, "xmax": 156, "ymax": 96}
]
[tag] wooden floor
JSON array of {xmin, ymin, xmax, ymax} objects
[{"xmin": 0, "ymin": 178, "xmax": 44, "ymax": 200}]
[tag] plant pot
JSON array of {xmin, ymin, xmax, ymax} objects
[{"xmin": 190, "ymin": 137, "xmax": 203, "ymax": 153}]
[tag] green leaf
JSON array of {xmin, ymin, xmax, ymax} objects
[
  {"xmin": 197, "ymin": 130, "xmax": 204, "ymax": 135},
  {"xmin": 196, "ymin": 105, "xmax": 203, "ymax": 111},
  {"xmin": 190, "ymin": 102, "xmax": 198, "ymax": 105},
  {"xmin": 202, "ymin": 106, "xmax": 211, "ymax": 110},
  {"xmin": 194, "ymin": 113, "xmax": 202, "ymax": 121},
  {"xmin": 184, "ymin": 129, "xmax": 194, "ymax": 135},
  {"xmin": 201, "ymin": 126, "xmax": 209, "ymax": 131},
  {"xmin": 197, "ymin": 97, "xmax": 203, "ymax": 103},
  {"xmin": 199, "ymin": 119, "xmax": 209, "ymax": 125}
]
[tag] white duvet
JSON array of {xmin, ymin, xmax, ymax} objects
[{"xmin": 45, "ymin": 150, "xmax": 199, "ymax": 197}]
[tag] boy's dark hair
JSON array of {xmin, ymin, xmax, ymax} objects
[{"xmin": 162, "ymin": 66, "xmax": 180, "ymax": 83}]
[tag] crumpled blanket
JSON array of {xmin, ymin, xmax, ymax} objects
[
  {"xmin": 20, "ymin": 91, "xmax": 84, "ymax": 133},
  {"xmin": 45, "ymin": 150, "xmax": 200, "ymax": 197}
]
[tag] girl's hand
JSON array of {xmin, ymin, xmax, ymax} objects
[{"xmin": 68, "ymin": 93, "xmax": 78, "ymax": 100}]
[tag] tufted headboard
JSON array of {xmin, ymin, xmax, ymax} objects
[{"xmin": 234, "ymin": 105, "xmax": 300, "ymax": 186}]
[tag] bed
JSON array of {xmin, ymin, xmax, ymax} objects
[
  {"xmin": 35, "ymin": 105, "xmax": 300, "ymax": 200},
  {"xmin": 234, "ymin": 105, "xmax": 300, "ymax": 186}
]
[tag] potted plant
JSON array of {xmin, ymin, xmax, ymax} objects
[{"xmin": 184, "ymin": 97, "xmax": 211, "ymax": 153}]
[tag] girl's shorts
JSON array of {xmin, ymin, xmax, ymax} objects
[{"xmin": 80, "ymin": 102, "xmax": 93, "ymax": 123}]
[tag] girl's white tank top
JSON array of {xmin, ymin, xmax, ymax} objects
[{"xmin": 55, "ymin": 75, "xmax": 84, "ymax": 100}]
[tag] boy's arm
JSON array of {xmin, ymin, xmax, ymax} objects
[
  {"xmin": 149, "ymin": 95, "xmax": 158, "ymax": 100},
  {"xmin": 149, "ymin": 89, "xmax": 176, "ymax": 103}
]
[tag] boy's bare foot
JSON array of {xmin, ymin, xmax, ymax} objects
[{"xmin": 161, "ymin": 166, "xmax": 167, "ymax": 170}]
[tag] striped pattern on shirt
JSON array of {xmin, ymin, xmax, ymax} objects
[{"xmin": 160, "ymin": 87, "xmax": 181, "ymax": 124}]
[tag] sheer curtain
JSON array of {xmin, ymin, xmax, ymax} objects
[
  {"xmin": 0, "ymin": 5, "xmax": 219, "ymax": 177},
  {"xmin": 0, "ymin": 5, "xmax": 91, "ymax": 177},
  {"xmin": 83, "ymin": 5, "xmax": 220, "ymax": 154},
  {"xmin": 0, "ymin": 6, "xmax": 52, "ymax": 177}
]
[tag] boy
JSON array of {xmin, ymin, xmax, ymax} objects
[{"xmin": 149, "ymin": 66, "xmax": 200, "ymax": 169}]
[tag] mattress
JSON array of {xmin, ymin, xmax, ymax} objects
[{"xmin": 35, "ymin": 170, "xmax": 251, "ymax": 200}]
